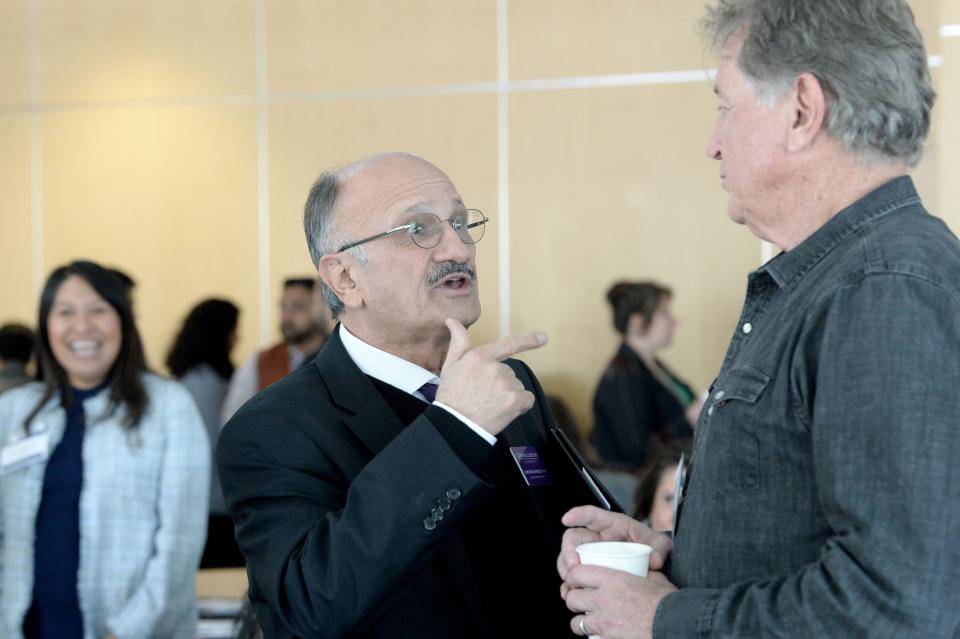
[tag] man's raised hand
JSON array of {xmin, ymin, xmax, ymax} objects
[{"xmin": 436, "ymin": 318, "xmax": 547, "ymax": 436}]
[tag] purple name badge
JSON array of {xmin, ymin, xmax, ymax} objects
[{"xmin": 509, "ymin": 446, "xmax": 553, "ymax": 487}]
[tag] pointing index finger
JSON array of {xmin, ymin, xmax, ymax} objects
[{"xmin": 473, "ymin": 330, "xmax": 548, "ymax": 361}]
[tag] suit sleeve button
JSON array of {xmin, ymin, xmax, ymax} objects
[
  {"xmin": 431, "ymin": 507, "xmax": 444, "ymax": 521},
  {"xmin": 423, "ymin": 517, "xmax": 437, "ymax": 531},
  {"xmin": 437, "ymin": 497, "xmax": 452, "ymax": 511},
  {"xmin": 445, "ymin": 488, "xmax": 462, "ymax": 500}
]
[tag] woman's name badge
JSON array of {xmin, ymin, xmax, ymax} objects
[
  {"xmin": 509, "ymin": 445, "xmax": 553, "ymax": 486},
  {"xmin": 1, "ymin": 432, "xmax": 50, "ymax": 474}
]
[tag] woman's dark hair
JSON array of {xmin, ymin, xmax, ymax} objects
[
  {"xmin": 166, "ymin": 299, "xmax": 239, "ymax": 380},
  {"xmin": 632, "ymin": 440, "xmax": 689, "ymax": 521},
  {"xmin": 25, "ymin": 260, "xmax": 148, "ymax": 430},
  {"xmin": 606, "ymin": 281, "xmax": 672, "ymax": 335}
]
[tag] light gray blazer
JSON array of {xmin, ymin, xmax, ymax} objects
[{"xmin": 0, "ymin": 374, "xmax": 210, "ymax": 639}]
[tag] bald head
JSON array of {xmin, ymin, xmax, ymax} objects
[
  {"xmin": 303, "ymin": 152, "xmax": 457, "ymax": 317},
  {"xmin": 339, "ymin": 151, "xmax": 438, "ymax": 181},
  {"xmin": 335, "ymin": 154, "xmax": 455, "ymax": 234}
]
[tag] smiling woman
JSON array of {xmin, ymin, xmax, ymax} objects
[
  {"xmin": 0, "ymin": 260, "xmax": 210, "ymax": 639},
  {"xmin": 45, "ymin": 275, "xmax": 123, "ymax": 391}
]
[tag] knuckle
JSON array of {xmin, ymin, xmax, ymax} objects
[{"xmin": 462, "ymin": 350, "xmax": 481, "ymax": 366}]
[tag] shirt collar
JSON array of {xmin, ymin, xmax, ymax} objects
[
  {"xmin": 338, "ymin": 325, "xmax": 437, "ymax": 394},
  {"xmin": 761, "ymin": 175, "xmax": 920, "ymax": 289},
  {"xmin": 287, "ymin": 344, "xmax": 307, "ymax": 370}
]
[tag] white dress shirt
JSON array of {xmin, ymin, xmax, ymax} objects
[{"xmin": 339, "ymin": 325, "xmax": 496, "ymax": 446}]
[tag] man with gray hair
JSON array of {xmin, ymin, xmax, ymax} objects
[
  {"xmin": 558, "ymin": 1, "xmax": 960, "ymax": 637},
  {"xmin": 219, "ymin": 152, "xmax": 580, "ymax": 637}
]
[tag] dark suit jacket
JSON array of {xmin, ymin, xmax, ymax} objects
[
  {"xmin": 590, "ymin": 343, "xmax": 694, "ymax": 471},
  {"xmin": 217, "ymin": 328, "xmax": 578, "ymax": 638}
]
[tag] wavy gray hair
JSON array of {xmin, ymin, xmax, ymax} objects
[
  {"xmin": 702, "ymin": 0, "xmax": 935, "ymax": 166},
  {"xmin": 303, "ymin": 170, "xmax": 367, "ymax": 318}
]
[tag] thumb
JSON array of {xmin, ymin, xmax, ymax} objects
[{"xmin": 442, "ymin": 318, "xmax": 472, "ymax": 370}]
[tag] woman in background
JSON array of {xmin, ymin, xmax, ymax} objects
[
  {"xmin": 0, "ymin": 260, "xmax": 209, "ymax": 639},
  {"xmin": 591, "ymin": 281, "xmax": 701, "ymax": 471},
  {"xmin": 632, "ymin": 441, "xmax": 689, "ymax": 533},
  {"xmin": 166, "ymin": 297, "xmax": 244, "ymax": 568}
]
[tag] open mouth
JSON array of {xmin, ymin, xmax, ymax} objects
[
  {"xmin": 69, "ymin": 340, "xmax": 101, "ymax": 357},
  {"xmin": 437, "ymin": 273, "xmax": 472, "ymax": 291}
]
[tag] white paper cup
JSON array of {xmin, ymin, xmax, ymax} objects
[
  {"xmin": 575, "ymin": 541, "xmax": 652, "ymax": 576},
  {"xmin": 574, "ymin": 542, "xmax": 652, "ymax": 639}
]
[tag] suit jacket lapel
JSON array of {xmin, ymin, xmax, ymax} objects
[
  {"xmin": 314, "ymin": 327, "xmax": 405, "ymax": 456},
  {"xmin": 490, "ymin": 369, "xmax": 568, "ymax": 556},
  {"xmin": 314, "ymin": 327, "xmax": 492, "ymax": 634},
  {"xmin": 497, "ymin": 410, "xmax": 544, "ymax": 451}
]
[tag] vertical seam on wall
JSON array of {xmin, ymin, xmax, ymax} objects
[
  {"xmin": 255, "ymin": 0, "xmax": 271, "ymax": 346},
  {"xmin": 497, "ymin": 0, "xmax": 510, "ymax": 338},
  {"xmin": 27, "ymin": 0, "xmax": 43, "ymax": 305}
]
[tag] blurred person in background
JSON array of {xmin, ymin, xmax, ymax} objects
[
  {"xmin": 220, "ymin": 278, "xmax": 329, "ymax": 421},
  {"xmin": 0, "ymin": 323, "xmax": 35, "ymax": 394},
  {"xmin": 590, "ymin": 282, "xmax": 700, "ymax": 472},
  {"xmin": 311, "ymin": 275, "xmax": 338, "ymax": 337},
  {"xmin": 166, "ymin": 297, "xmax": 245, "ymax": 568},
  {"xmin": 0, "ymin": 260, "xmax": 210, "ymax": 639},
  {"xmin": 297, "ymin": 276, "xmax": 339, "ymax": 371},
  {"xmin": 630, "ymin": 441, "xmax": 688, "ymax": 533}
]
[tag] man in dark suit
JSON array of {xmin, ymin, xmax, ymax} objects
[{"xmin": 218, "ymin": 152, "xmax": 578, "ymax": 638}]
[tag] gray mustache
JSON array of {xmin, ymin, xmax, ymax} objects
[{"xmin": 427, "ymin": 262, "xmax": 476, "ymax": 286}]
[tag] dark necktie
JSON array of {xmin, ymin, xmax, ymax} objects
[{"xmin": 418, "ymin": 381, "xmax": 438, "ymax": 403}]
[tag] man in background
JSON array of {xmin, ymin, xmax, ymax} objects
[
  {"xmin": 559, "ymin": 1, "xmax": 960, "ymax": 637},
  {"xmin": 221, "ymin": 278, "xmax": 328, "ymax": 421},
  {"xmin": 0, "ymin": 323, "xmax": 34, "ymax": 394}
]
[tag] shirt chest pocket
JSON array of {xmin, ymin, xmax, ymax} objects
[{"xmin": 695, "ymin": 365, "xmax": 771, "ymax": 503}]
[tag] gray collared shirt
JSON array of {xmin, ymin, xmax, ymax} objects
[
  {"xmin": 654, "ymin": 176, "xmax": 960, "ymax": 638},
  {"xmin": 0, "ymin": 364, "xmax": 30, "ymax": 395}
]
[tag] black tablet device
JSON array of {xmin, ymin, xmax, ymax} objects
[{"xmin": 548, "ymin": 427, "xmax": 625, "ymax": 513}]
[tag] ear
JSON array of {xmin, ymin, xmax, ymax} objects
[
  {"xmin": 317, "ymin": 254, "xmax": 364, "ymax": 311},
  {"xmin": 786, "ymin": 72, "xmax": 827, "ymax": 153}
]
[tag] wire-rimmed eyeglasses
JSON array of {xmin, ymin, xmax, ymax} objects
[{"xmin": 337, "ymin": 209, "xmax": 488, "ymax": 253}]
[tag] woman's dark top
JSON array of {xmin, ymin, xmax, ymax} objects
[
  {"xmin": 24, "ymin": 383, "xmax": 107, "ymax": 639},
  {"xmin": 591, "ymin": 343, "xmax": 694, "ymax": 471}
]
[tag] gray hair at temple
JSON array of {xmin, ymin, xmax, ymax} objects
[
  {"xmin": 303, "ymin": 169, "xmax": 368, "ymax": 318},
  {"xmin": 701, "ymin": 0, "xmax": 935, "ymax": 166}
]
